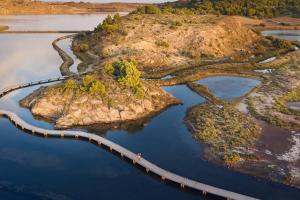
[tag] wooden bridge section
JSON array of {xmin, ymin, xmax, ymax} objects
[{"xmin": 0, "ymin": 77, "xmax": 260, "ymax": 200}]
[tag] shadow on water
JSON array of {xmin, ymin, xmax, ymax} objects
[
  {"xmin": 0, "ymin": 19, "xmax": 300, "ymax": 199},
  {"xmin": 2, "ymin": 81, "xmax": 300, "ymax": 200}
]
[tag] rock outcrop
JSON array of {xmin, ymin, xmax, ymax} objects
[{"xmin": 20, "ymin": 80, "xmax": 179, "ymax": 129}]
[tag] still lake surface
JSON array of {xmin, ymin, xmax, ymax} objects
[
  {"xmin": 262, "ymin": 30, "xmax": 300, "ymax": 42},
  {"xmin": 0, "ymin": 15, "xmax": 300, "ymax": 200}
]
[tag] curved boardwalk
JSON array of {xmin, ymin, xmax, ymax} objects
[{"xmin": 0, "ymin": 77, "xmax": 259, "ymax": 200}]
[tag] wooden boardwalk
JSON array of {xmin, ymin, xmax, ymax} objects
[{"xmin": 0, "ymin": 77, "xmax": 260, "ymax": 200}]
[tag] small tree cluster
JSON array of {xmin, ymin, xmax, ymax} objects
[
  {"xmin": 95, "ymin": 14, "xmax": 121, "ymax": 34},
  {"xmin": 160, "ymin": 0, "xmax": 300, "ymax": 18},
  {"xmin": 104, "ymin": 59, "xmax": 145, "ymax": 98},
  {"xmin": 80, "ymin": 75, "xmax": 107, "ymax": 97},
  {"xmin": 134, "ymin": 5, "xmax": 162, "ymax": 14},
  {"xmin": 114, "ymin": 60, "xmax": 141, "ymax": 88}
]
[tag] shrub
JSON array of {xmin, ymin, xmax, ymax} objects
[
  {"xmin": 113, "ymin": 59, "xmax": 141, "ymax": 88},
  {"xmin": 101, "ymin": 49, "xmax": 111, "ymax": 58},
  {"xmin": 80, "ymin": 75, "xmax": 96, "ymax": 92},
  {"xmin": 63, "ymin": 79, "xmax": 78, "ymax": 93},
  {"xmin": 96, "ymin": 14, "xmax": 120, "ymax": 34},
  {"xmin": 272, "ymin": 39, "xmax": 293, "ymax": 49},
  {"xmin": 113, "ymin": 13, "xmax": 120, "ymax": 23},
  {"xmin": 224, "ymin": 153, "xmax": 241, "ymax": 165},
  {"xmin": 89, "ymin": 81, "xmax": 106, "ymax": 96},
  {"xmin": 104, "ymin": 63, "xmax": 115, "ymax": 74},
  {"xmin": 155, "ymin": 40, "xmax": 170, "ymax": 48},
  {"xmin": 79, "ymin": 75, "xmax": 107, "ymax": 97},
  {"xmin": 79, "ymin": 43, "xmax": 89, "ymax": 52}
]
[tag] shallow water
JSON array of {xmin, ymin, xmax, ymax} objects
[
  {"xmin": 287, "ymin": 102, "xmax": 300, "ymax": 112},
  {"xmin": 0, "ymin": 14, "xmax": 125, "ymax": 31},
  {"xmin": 57, "ymin": 37, "xmax": 81, "ymax": 74},
  {"xmin": 196, "ymin": 76, "xmax": 261, "ymax": 101},
  {"xmin": 262, "ymin": 30, "xmax": 300, "ymax": 41},
  {"xmin": 0, "ymin": 15, "xmax": 299, "ymax": 200}
]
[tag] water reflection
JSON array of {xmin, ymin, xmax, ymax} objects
[
  {"xmin": 0, "ymin": 14, "xmax": 126, "ymax": 31},
  {"xmin": 195, "ymin": 76, "xmax": 261, "ymax": 101},
  {"xmin": 0, "ymin": 15, "xmax": 300, "ymax": 200},
  {"xmin": 0, "ymin": 34, "xmax": 64, "ymax": 88}
]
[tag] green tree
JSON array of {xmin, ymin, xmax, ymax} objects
[
  {"xmin": 80, "ymin": 75, "xmax": 96, "ymax": 92},
  {"xmin": 113, "ymin": 59, "xmax": 141, "ymax": 88},
  {"xmin": 113, "ymin": 13, "xmax": 120, "ymax": 23}
]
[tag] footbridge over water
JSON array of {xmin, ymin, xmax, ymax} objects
[{"xmin": 0, "ymin": 77, "xmax": 260, "ymax": 200}]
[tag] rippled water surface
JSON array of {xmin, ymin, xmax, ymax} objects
[{"xmin": 0, "ymin": 15, "xmax": 300, "ymax": 200}]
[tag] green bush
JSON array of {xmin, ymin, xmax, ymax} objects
[
  {"xmin": 105, "ymin": 60, "xmax": 144, "ymax": 97},
  {"xmin": 113, "ymin": 59, "xmax": 141, "ymax": 88},
  {"xmin": 104, "ymin": 63, "xmax": 115, "ymax": 74},
  {"xmin": 80, "ymin": 75, "xmax": 96, "ymax": 92},
  {"xmin": 89, "ymin": 81, "xmax": 106, "ymax": 96},
  {"xmin": 63, "ymin": 79, "xmax": 78, "ymax": 93},
  {"xmin": 96, "ymin": 14, "xmax": 121, "ymax": 34},
  {"xmin": 79, "ymin": 43, "xmax": 89, "ymax": 52},
  {"xmin": 79, "ymin": 75, "xmax": 107, "ymax": 97}
]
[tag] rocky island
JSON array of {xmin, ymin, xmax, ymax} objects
[
  {"xmin": 19, "ymin": 0, "xmax": 300, "ymax": 189},
  {"xmin": 20, "ymin": 60, "xmax": 179, "ymax": 129}
]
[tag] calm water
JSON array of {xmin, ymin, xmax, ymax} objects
[
  {"xmin": 196, "ymin": 76, "xmax": 261, "ymax": 101},
  {"xmin": 0, "ymin": 15, "xmax": 300, "ymax": 200},
  {"xmin": 262, "ymin": 30, "xmax": 300, "ymax": 41},
  {"xmin": 0, "ymin": 14, "xmax": 124, "ymax": 31}
]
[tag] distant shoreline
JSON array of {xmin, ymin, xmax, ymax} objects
[{"xmin": 0, "ymin": 1, "xmax": 146, "ymax": 15}]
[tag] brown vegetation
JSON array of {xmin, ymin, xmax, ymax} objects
[{"xmin": 0, "ymin": 0, "xmax": 144, "ymax": 15}]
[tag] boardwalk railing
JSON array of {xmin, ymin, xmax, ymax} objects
[{"xmin": 0, "ymin": 77, "xmax": 260, "ymax": 200}]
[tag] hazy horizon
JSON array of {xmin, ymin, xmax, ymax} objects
[{"xmin": 41, "ymin": 0, "xmax": 176, "ymax": 3}]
